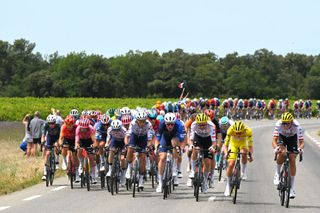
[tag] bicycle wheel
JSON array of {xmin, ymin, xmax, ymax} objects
[
  {"xmin": 80, "ymin": 172, "xmax": 84, "ymax": 188},
  {"xmin": 85, "ymin": 158, "xmax": 90, "ymax": 191},
  {"xmin": 233, "ymin": 177, "xmax": 238, "ymax": 204},
  {"xmin": 45, "ymin": 165, "xmax": 50, "ymax": 187},
  {"xmin": 50, "ymin": 154, "xmax": 55, "ymax": 186},
  {"xmin": 285, "ymin": 175, "xmax": 291, "ymax": 208},
  {"xmin": 67, "ymin": 157, "xmax": 73, "ymax": 189},
  {"xmin": 100, "ymin": 170, "xmax": 105, "ymax": 189},
  {"xmin": 163, "ymin": 163, "xmax": 169, "ymax": 199},
  {"xmin": 218, "ymin": 154, "xmax": 224, "ymax": 181},
  {"xmin": 110, "ymin": 176, "xmax": 114, "ymax": 195},
  {"xmin": 132, "ymin": 162, "xmax": 138, "ymax": 197},
  {"xmin": 279, "ymin": 170, "xmax": 285, "ymax": 206}
]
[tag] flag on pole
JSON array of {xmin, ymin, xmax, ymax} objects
[{"xmin": 177, "ymin": 82, "xmax": 185, "ymax": 89}]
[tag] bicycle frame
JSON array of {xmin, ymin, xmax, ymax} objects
[{"xmin": 163, "ymin": 146, "xmax": 174, "ymax": 200}]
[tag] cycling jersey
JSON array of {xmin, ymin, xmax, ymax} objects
[
  {"xmin": 273, "ymin": 120, "xmax": 303, "ymax": 140},
  {"xmin": 107, "ymin": 126, "xmax": 127, "ymax": 141},
  {"xmin": 60, "ymin": 124, "xmax": 77, "ymax": 140},
  {"xmin": 107, "ymin": 126, "xmax": 127, "ymax": 149},
  {"xmin": 127, "ymin": 119, "xmax": 154, "ymax": 151},
  {"xmin": 76, "ymin": 126, "xmax": 95, "ymax": 141},
  {"xmin": 42, "ymin": 122, "xmax": 61, "ymax": 147},
  {"xmin": 190, "ymin": 121, "xmax": 216, "ymax": 143},
  {"xmin": 273, "ymin": 120, "xmax": 303, "ymax": 152},
  {"xmin": 225, "ymin": 126, "xmax": 253, "ymax": 160},
  {"xmin": 157, "ymin": 120, "xmax": 185, "ymax": 152},
  {"xmin": 94, "ymin": 121, "xmax": 111, "ymax": 141}
]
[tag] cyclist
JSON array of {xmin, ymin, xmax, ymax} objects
[
  {"xmin": 189, "ymin": 113, "xmax": 216, "ymax": 194},
  {"xmin": 223, "ymin": 121, "xmax": 253, "ymax": 196},
  {"xmin": 41, "ymin": 115, "xmax": 61, "ymax": 180},
  {"xmin": 75, "ymin": 118, "xmax": 98, "ymax": 184},
  {"xmin": 106, "ymin": 120, "xmax": 127, "ymax": 185},
  {"xmin": 59, "ymin": 115, "xmax": 77, "ymax": 174},
  {"xmin": 125, "ymin": 111, "xmax": 154, "ymax": 190},
  {"xmin": 205, "ymin": 109, "xmax": 221, "ymax": 188},
  {"xmin": 94, "ymin": 114, "xmax": 112, "ymax": 172},
  {"xmin": 216, "ymin": 116, "xmax": 234, "ymax": 169},
  {"xmin": 121, "ymin": 114, "xmax": 132, "ymax": 130},
  {"xmin": 155, "ymin": 113, "xmax": 184, "ymax": 192},
  {"xmin": 272, "ymin": 112, "xmax": 304, "ymax": 198}
]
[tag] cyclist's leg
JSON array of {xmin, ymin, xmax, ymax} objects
[
  {"xmin": 98, "ymin": 138, "xmax": 106, "ymax": 171},
  {"xmin": 286, "ymin": 136, "xmax": 298, "ymax": 196},
  {"xmin": 125, "ymin": 134, "xmax": 137, "ymax": 178},
  {"xmin": 107, "ymin": 138, "xmax": 116, "ymax": 176},
  {"xmin": 225, "ymin": 142, "xmax": 238, "ymax": 196},
  {"xmin": 156, "ymin": 137, "xmax": 168, "ymax": 192},
  {"xmin": 240, "ymin": 145, "xmax": 248, "ymax": 179},
  {"xmin": 61, "ymin": 140, "xmax": 68, "ymax": 170}
]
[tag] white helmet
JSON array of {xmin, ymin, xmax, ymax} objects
[
  {"xmin": 164, "ymin": 113, "xmax": 176, "ymax": 124},
  {"xmin": 111, "ymin": 120, "xmax": 122, "ymax": 130},
  {"xmin": 47, "ymin": 114, "xmax": 56, "ymax": 123},
  {"xmin": 136, "ymin": 111, "xmax": 147, "ymax": 120},
  {"xmin": 70, "ymin": 109, "xmax": 79, "ymax": 116},
  {"xmin": 120, "ymin": 107, "xmax": 131, "ymax": 115},
  {"xmin": 159, "ymin": 110, "xmax": 165, "ymax": 116}
]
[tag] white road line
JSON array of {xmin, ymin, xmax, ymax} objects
[
  {"xmin": 0, "ymin": 206, "xmax": 11, "ymax": 211},
  {"xmin": 51, "ymin": 186, "xmax": 67, "ymax": 191},
  {"xmin": 208, "ymin": 196, "xmax": 216, "ymax": 201},
  {"xmin": 305, "ymin": 131, "xmax": 320, "ymax": 149},
  {"xmin": 23, "ymin": 195, "xmax": 42, "ymax": 201}
]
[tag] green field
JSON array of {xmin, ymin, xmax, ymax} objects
[
  {"xmin": 0, "ymin": 97, "xmax": 170, "ymax": 121},
  {"xmin": 0, "ymin": 97, "xmax": 318, "ymax": 121}
]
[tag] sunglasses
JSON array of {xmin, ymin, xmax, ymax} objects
[
  {"xmin": 235, "ymin": 132, "xmax": 242, "ymax": 135},
  {"xmin": 49, "ymin": 122, "xmax": 55, "ymax": 125},
  {"xmin": 166, "ymin": 123, "xmax": 174, "ymax": 127},
  {"xmin": 282, "ymin": 122, "xmax": 291, "ymax": 126},
  {"xmin": 199, "ymin": 124, "xmax": 206, "ymax": 127}
]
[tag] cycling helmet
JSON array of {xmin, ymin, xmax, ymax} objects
[
  {"xmin": 81, "ymin": 110, "xmax": 89, "ymax": 116},
  {"xmin": 121, "ymin": 114, "xmax": 132, "ymax": 125},
  {"xmin": 64, "ymin": 115, "xmax": 75, "ymax": 125},
  {"xmin": 114, "ymin": 108, "xmax": 121, "ymax": 117},
  {"xmin": 120, "ymin": 107, "xmax": 131, "ymax": 115},
  {"xmin": 219, "ymin": 116, "xmax": 229, "ymax": 125},
  {"xmin": 111, "ymin": 120, "xmax": 122, "ymax": 130},
  {"xmin": 70, "ymin": 109, "xmax": 79, "ymax": 116},
  {"xmin": 107, "ymin": 108, "xmax": 116, "ymax": 117},
  {"xmin": 281, "ymin": 112, "xmax": 293, "ymax": 122},
  {"xmin": 159, "ymin": 110, "xmax": 165, "ymax": 116},
  {"xmin": 136, "ymin": 111, "xmax": 147, "ymax": 120},
  {"xmin": 232, "ymin": 121, "xmax": 245, "ymax": 132},
  {"xmin": 90, "ymin": 110, "xmax": 98, "ymax": 117},
  {"xmin": 47, "ymin": 114, "xmax": 56, "ymax": 123},
  {"xmin": 79, "ymin": 118, "xmax": 90, "ymax": 128},
  {"xmin": 100, "ymin": 115, "xmax": 111, "ymax": 125},
  {"xmin": 147, "ymin": 110, "xmax": 158, "ymax": 119},
  {"xmin": 164, "ymin": 113, "xmax": 176, "ymax": 124},
  {"xmin": 196, "ymin": 113, "xmax": 208, "ymax": 124}
]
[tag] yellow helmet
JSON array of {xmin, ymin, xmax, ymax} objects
[
  {"xmin": 196, "ymin": 113, "xmax": 208, "ymax": 124},
  {"xmin": 281, "ymin": 112, "xmax": 293, "ymax": 122},
  {"xmin": 232, "ymin": 121, "xmax": 245, "ymax": 132}
]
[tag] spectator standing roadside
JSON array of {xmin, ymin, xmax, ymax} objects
[
  {"xmin": 22, "ymin": 114, "xmax": 33, "ymax": 157},
  {"xmin": 29, "ymin": 111, "xmax": 45, "ymax": 156}
]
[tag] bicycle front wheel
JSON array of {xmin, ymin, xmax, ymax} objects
[
  {"xmin": 132, "ymin": 163, "xmax": 138, "ymax": 197},
  {"xmin": 285, "ymin": 175, "xmax": 291, "ymax": 208},
  {"xmin": 85, "ymin": 158, "xmax": 90, "ymax": 191}
]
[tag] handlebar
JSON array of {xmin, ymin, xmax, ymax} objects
[{"xmin": 274, "ymin": 150, "xmax": 303, "ymax": 162}]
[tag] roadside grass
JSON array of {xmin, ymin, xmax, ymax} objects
[{"xmin": 0, "ymin": 122, "xmax": 64, "ymax": 195}]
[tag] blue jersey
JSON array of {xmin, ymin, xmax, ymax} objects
[
  {"xmin": 95, "ymin": 121, "xmax": 112, "ymax": 141},
  {"xmin": 156, "ymin": 120, "xmax": 184, "ymax": 142}
]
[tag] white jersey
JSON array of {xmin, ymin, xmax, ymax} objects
[
  {"xmin": 273, "ymin": 119, "xmax": 303, "ymax": 141},
  {"xmin": 190, "ymin": 121, "xmax": 216, "ymax": 142},
  {"xmin": 107, "ymin": 126, "xmax": 127, "ymax": 141},
  {"xmin": 126, "ymin": 119, "xmax": 155, "ymax": 137}
]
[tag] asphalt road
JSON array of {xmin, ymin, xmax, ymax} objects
[{"xmin": 1, "ymin": 119, "xmax": 320, "ymax": 213}]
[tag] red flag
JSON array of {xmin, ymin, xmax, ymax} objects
[{"xmin": 177, "ymin": 82, "xmax": 184, "ymax": 89}]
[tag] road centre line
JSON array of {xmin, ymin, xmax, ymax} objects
[
  {"xmin": 23, "ymin": 195, "xmax": 42, "ymax": 201},
  {"xmin": 0, "ymin": 206, "xmax": 11, "ymax": 211},
  {"xmin": 51, "ymin": 186, "xmax": 67, "ymax": 191}
]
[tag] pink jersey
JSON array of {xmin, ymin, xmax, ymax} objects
[{"xmin": 75, "ymin": 125, "xmax": 95, "ymax": 141}]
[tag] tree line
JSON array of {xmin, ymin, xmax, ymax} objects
[{"xmin": 1, "ymin": 39, "xmax": 320, "ymax": 99}]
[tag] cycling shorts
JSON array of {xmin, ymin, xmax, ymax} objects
[
  {"xmin": 278, "ymin": 134, "xmax": 298, "ymax": 152},
  {"xmin": 109, "ymin": 138, "xmax": 125, "ymax": 150},
  {"xmin": 227, "ymin": 140, "xmax": 248, "ymax": 160},
  {"xmin": 45, "ymin": 135, "xmax": 59, "ymax": 148},
  {"xmin": 128, "ymin": 133, "xmax": 147, "ymax": 152},
  {"xmin": 80, "ymin": 138, "xmax": 93, "ymax": 148},
  {"xmin": 193, "ymin": 133, "xmax": 213, "ymax": 160},
  {"xmin": 63, "ymin": 138, "xmax": 75, "ymax": 151}
]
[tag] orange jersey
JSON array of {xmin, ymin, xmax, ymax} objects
[{"xmin": 60, "ymin": 124, "xmax": 77, "ymax": 140}]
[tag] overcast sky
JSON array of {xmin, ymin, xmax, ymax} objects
[{"xmin": 1, "ymin": 0, "xmax": 319, "ymax": 57}]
